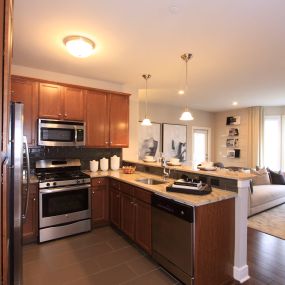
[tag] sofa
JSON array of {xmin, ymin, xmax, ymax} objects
[
  {"xmin": 249, "ymin": 184, "xmax": 285, "ymax": 216},
  {"xmin": 248, "ymin": 168, "xmax": 285, "ymax": 217}
]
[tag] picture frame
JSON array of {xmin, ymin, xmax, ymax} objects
[
  {"xmin": 162, "ymin": 123, "xmax": 187, "ymax": 162},
  {"xmin": 138, "ymin": 122, "xmax": 161, "ymax": 160},
  {"xmin": 227, "ymin": 149, "xmax": 240, "ymax": 158},
  {"xmin": 226, "ymin": 138, "xmax": 239, "ymax": 148},
  {"xmin": 226, "ymin": 116, "xmax": 240, "ymax": 126},
  {"xmin": 228, "ymin": 128, "xmax": 239, "ymax": 136}
]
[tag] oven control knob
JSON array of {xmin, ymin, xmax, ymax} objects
[
  {"xmin": 77, "ymin": 179, "xmax": 80, "ymax": 184},
  {"xmin": 53, "ymin": 182, "xmax": 57, "ymax": 186},
  {"xmin": 46, "ymin": 183, "xmax": 50, "ymax": 187}
]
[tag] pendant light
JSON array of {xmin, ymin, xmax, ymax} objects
[
  {"xmin": 179, "ymin": 53, "xmax": 194, "ymax": 121},
  {"xmin": 141, "ymin": 74, "xmax": 152, "ymax": 126}
]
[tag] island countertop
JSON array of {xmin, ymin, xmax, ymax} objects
[
  {"xmin": 123, "ymin": 159, "xmax": 254, "ymax": 181},
  {"xmin": 84, "ymin": 170, "xmax": 237, "ymax": 207}
]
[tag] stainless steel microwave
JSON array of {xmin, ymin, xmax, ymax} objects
[{"xmin": 38, "ymin": 119, "xmax": 85, "ymax": 147}]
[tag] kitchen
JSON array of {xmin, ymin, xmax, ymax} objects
[{"xmin": 2, "ymin": 0, "xmax": 284, "ymax": 285}]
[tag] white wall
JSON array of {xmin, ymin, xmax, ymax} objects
[
  {"xmin": 139, "ymin": 102, "xmax": 215, "ymax": 164},
  {"xmin": 214, "ymin": 108, "xmax": 250, "ymax": 167}
]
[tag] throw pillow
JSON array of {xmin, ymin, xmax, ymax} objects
[
  {"xmin": 267, "ymin": 168, "xmax": 285, "ymax": 185},
  {"xmin": 250, "ymin": 168, "xmax": 271, "ymax": 186}
]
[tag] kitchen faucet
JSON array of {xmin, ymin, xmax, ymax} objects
[{"xmin": 161, "ymin": 157, "xmax": 170, "ymax": 180}]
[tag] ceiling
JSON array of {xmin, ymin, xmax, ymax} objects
[{"xmin": 13, "ymin": 0, "xmax": 285, "ymax": 111}]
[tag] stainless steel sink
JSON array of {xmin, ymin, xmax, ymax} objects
[{"xmin": 135, "ymin": 178, "xmax": 167, "ymax": 185}]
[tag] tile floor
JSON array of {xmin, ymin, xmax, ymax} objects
[{"xmin": 23, "ymin": 227, "xmax": 180, "ymax": 285}]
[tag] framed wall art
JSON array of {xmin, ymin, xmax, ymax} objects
[
  {"xmin": 162, "ymin": 123, "xmax": 187, "ymax": 162},
  {"xmin": 138, "ymin": 122, "xmax": 161, "ymax": 160}
]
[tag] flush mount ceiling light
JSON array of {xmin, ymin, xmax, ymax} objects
[
  {"xmin": 63, "ymin": 36, "xmax": 95, "ymax": 58},
  {"xmin": 141, "ymin": 74, "xmax": 152, "ymax": 126},
  {"xmin": 179, "ymin": 53, "xmax": 194, "ymax": 121},
  {"xmin": 232, "ymin": 101, "xmax": 238, "ymax": 106}
]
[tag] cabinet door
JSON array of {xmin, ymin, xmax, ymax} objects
[
  {"xmin": 86, "ymin": 90, "xmax": 109, "ymax": 147},
  {"xmin": 63, "ymin": 86, "xmax": 84, "ymax": 121},
  {"xmin": 120, "ymin": 193, "xmax": 135, "ymax": 240},
  {"xmin": 109, "ymin": 94, "xmax": 129, "ymax": 147},
  {"xmin": 38, "ymin": 83, "xmax": 62, "ymax": 119},
  {"xmin": 109, "ymin": 188, "xmax": 121, "ymax": 228},
  {"xmin": 11, "ymin": 77, "xmax": 38, "ymax": 145},
  {"xmin": 91, "ymin": 185, "xmax": 109, "ymax": 227},
  {"xmin": 135, "ymin": 199, "xmax": 152, "ymax": 254},
  {"xmin": 22, "ymin": 184, "xmax": 38, "ymax": 244}
]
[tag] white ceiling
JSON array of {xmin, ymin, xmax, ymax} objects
[{"xmin": 13, "ymin": 0, "xmax": 285, "ymax": 111}]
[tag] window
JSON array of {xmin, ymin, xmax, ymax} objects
[{"xmin": 263, "ymin": 115, "xmax": 284, "ymax": 171}]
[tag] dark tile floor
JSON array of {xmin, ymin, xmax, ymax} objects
[{"xmin": 23, "ymin": 227, "xmax": 179, "ymax": 285}]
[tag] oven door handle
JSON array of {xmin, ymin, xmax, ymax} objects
[{"xmin": 40, "ymin": 184, "xmax": 91, "ymax": 194}]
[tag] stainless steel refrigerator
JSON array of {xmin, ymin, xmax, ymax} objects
[{"xmin": 9, "ymin": 102, "xmax": 31, "ymax": 285}]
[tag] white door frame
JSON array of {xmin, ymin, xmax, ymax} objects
[{"xmin": 192, "ymin": 126, "xmax": 212, "ymax": 162}]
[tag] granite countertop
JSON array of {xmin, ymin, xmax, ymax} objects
[
  {"xmin": 123, "ymin": 159, "xmax": 254, "ymax": 181},
  {"xmin": 84, "ymin": 170, "xmax": 237, "ymax": 207}
]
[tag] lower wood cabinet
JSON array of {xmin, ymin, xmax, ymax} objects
[
  {"xmin": 22, "ymin": 183, "xmax": 38, "ymax": 244},
  {"xmin": 91, "ymin": 178, "xmax": 109, "ymax": 227},
  {"xmin": 109, "ymin": 187, "xmax": 121, "ymax": 228},
  {"xmin": 109, "ymin": 179, "xmax": 152, "ymax": 255}
]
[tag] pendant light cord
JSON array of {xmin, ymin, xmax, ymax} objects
[{"xmin": 145, "ymin": 77, "xmax": 148, "ymax": 118}]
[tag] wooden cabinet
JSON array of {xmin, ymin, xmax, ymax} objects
[
  {"xmin": 134, "ymin": 199, "xmax": 151, "ymax": 254},
  {"xmin": 38, "ymin": 83, "xmax": 62, "ymax": 119},
  {"xmin": 109, "ymin": 179, "xmax": 152, "ymax": 254},
  {"xmin": 11, "ymin": 76, "xmax": 38, "ymax": 145},
  {"xmin": 109, "ymin": 187, "xmax": 121, "ymax": 228},
  {"xmin": 86, "ymin": 91, "xmax": 129, "ymax": 148},
  {"xmin": 91, "ymin": 178, "xmax": 109, "ymax": 227},
  {"xmin": 86, "ymin": 90, "xmax": 109, "ymax": 147},
  {"xmin": 22, "ymin": 184, "xmax": 38, "ymax": 244},
  {"xmin": 109, "ymin": 94, "xmax": 129, "ymax": 147},
  {"xmin": 120, "ymin": 193, "xmax": 135, "ymax": 239},
  {"xmin": 63, "ymin": 86, "xmax": 84, "ymax": 120},
  {"xmin": 39, "ymin": 83, "xmax": 84, "ymax": 121}
]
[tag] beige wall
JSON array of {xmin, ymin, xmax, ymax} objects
[
  {"xmin": 214, "ymin": 108, "xmax": 250, "ymax": 167},
  {"xmin": 264, "ymin": 106, "xmax": 285, "ymax": 116},
  {"xmin": 139, "ymin": 102, "xmax": 215, "ymax": 164}
]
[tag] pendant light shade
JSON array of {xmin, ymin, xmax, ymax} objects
[
  {"xmin": 179, "ymin": 53, "xmax": 194, "ymax": 121},
  {"xmin": 141, "ymin": 74, "xmax": 152, "ymax": 126},
  {"xmin": 180, "ymin": 108, "xmax": 194, "ymax": 121}
]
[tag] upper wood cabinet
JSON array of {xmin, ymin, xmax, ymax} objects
[
  {"xmin": 86, "ymin": 90, "xmax": 109, "ymax": 147},
  {"xmin": 109, "ymin": 94, "xmax": 129, "ymax": 147},
  {"xmin": 38, "ymin": 83, "xmax": 62, "ymax": 119},
  {"xmin": 39, "ymin": 84, "xmax": 84, "ymax": 121},
  {"xmin": 63, "ymin": 86, "xmax": 84, "ymax": 121},
  {"xmin": 11, "ymin": 77, "xmax": 38, "ymax": 145},
  {"xmin": 86, "ymin": 91, "xmax": 129, "ymax": 148}
]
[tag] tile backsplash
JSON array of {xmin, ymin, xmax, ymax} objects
[{"xmin": 28, "ymin": 146, "xmax": 122, "ymax": 171}]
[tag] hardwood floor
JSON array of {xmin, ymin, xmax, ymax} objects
[
  {"xmin": 243, "ymin": 228, "xmax": 285, "ymax": 285},
  {"xmin": 23, "ymin": 227, "xmax": 285, "ymax": 284}
]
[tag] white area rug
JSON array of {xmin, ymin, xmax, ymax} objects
[{"xmin": 248, "ymin": 203, "xmax": 285, "ymax": 240}]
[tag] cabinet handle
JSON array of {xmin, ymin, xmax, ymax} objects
[
  {"xmin": 110, "ymin": 141, "xmax": 112, "ymax": 144},
  {"xmin": 58, "ymin": 113, "xmax": 62, "ymax": 117},
  {"xmin": 116, "ymin": 195, "xmax": 119, "ymax": 198},
  {"xmin": 33, "ymin": 198, "xmax": 36, "ymax": 201},
  {"xmin": 64, "ymin": 113, "xmax": 67, "ymax": 118},
  {"xmin": 92, "ymin": 191, "xmax": 95, "ymax": 194},
  {"xmin": 105, "ymin": 142, "xmax": 108, "ymax": 144}
]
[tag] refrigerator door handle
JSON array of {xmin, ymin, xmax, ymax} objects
[{"xmin": 22, "ymin": 136, "xmax": 30, "ymax": 221}]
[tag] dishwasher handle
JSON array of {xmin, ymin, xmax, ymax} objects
[{"xmin": 152, "ymin": 194, "xmax": 194, "ymax": 223}]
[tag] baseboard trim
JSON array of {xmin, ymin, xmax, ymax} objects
[{"xmin": 233, "ymin": 265, "xmax": 250, "ymax": 283}]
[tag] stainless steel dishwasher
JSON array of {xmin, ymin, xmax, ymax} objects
[{"xmin": 152, "ymin": 194, "xmax": 194, "ymax": 285}]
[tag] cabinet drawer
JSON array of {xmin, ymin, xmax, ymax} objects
[
  {"xmin": 120, "ymin": 182, "xmax": 134, "ymax": 196},
  {"xmin": 110, "ymin": 179, "xmax": 120, "ymax": 190},
  {"xmin": 134, "ymin": 188, "xmax": 151, "ymax": 204},
  {"xmin": 91, "ymin": 177, "xmax": 108, "ymax": 187}
]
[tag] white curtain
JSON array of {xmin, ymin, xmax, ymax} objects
[{"xmin": 247, "ymin": 106, "xmax": 264, "ymax": 168}]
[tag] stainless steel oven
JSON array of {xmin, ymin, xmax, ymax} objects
[
  {"xmin": 36, "ymin": 159, "xmax": 91, "ymax": 243},
  {"xmin": 38, "ymin": 118, "xmax": 85, "ymax": 147}
]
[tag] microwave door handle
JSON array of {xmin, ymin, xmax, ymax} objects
[{"xmin": 22, "ymin": 136, "xmax": 31, "ymax": 221}]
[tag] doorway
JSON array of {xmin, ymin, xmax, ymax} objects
[{"xmin": 192, "ymin": 127, "xmax": 211, "ymax": 166}]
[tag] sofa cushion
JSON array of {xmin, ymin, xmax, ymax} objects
[
  {"xmin": 250, "ymin": 168, "xmax": 271, "ymax": 186},
  {"xmin": 251, "ymin": 185, "xmax": 285, "ymax": 208},
  {"xmin": 267, "ymin": 168, "xmax": 285, "ymax": 185}
]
